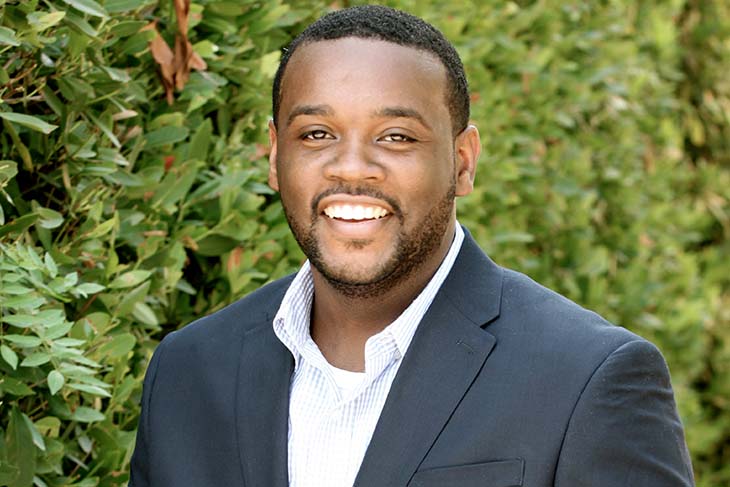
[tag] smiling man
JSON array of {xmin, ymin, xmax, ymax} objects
[{"xmin": 129, "ymin": 5, "xmax": 694, "ymax": 487}]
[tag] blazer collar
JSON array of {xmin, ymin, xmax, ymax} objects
[
  {"xmin": 438, "ymin": 226, "xmax": 503, "ymax": 327},
  {"xmin": 236, "ymin": 314, "xmax": 293, "ymax": 487},
  {"xmin": 354, "ymin": 228, "xmax": 504, "ymax": 486}
]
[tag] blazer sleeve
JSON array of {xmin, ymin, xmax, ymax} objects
[
  {"xmin": 128, "ymin": 337, "xmax": 166, "ymax": 487},
  {"xmin": 554, "ymin": 339, "xmax": 694, "ymax": 486}
]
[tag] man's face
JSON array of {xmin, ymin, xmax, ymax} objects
[{"xmin": 269, "ymin": 37, "xmax": 478, "ymax": 297}]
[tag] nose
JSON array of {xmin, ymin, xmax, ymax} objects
[{"xmin": 323, "ymin": 136, "xmax": 385, "ymax": 183}]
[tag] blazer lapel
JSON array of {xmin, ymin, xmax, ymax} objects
[
  {"xmin": 236, "ymin": 320, "xmax": 293, "ymax": 487},
  {"xmin": 354, "ymin": 231, "xmax": 504, "ymax": 487}
]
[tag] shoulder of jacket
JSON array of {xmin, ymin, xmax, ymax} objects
[
  {"xmin": 497, "ymin": 267, "xmax": 642, "ymax": 348},
  {"xmin": 161, "ymin": 273, "xmax": 295, "ymax": 346}
]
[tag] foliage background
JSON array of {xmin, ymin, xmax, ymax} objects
[{"xmin": 0, "ymin": 0, "xmax": 727, "ymax": 485}]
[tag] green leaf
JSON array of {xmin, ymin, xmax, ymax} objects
[
  {"xmin": 188, "ymin": 119, "xmax": 213, "ymax": 161},
  {"xmin": 108, "ymin": 269, "xmax": 152, "ymax": 289},
  {"xmin": 20, "ymin": 413, "xmax": 45, "ymax": 452},
  {"xmin": 75, "ymin": 312, "xmax": 111, "ymax": 336},
  {"xmin": 75, "ymin": 282, "xmax": 106, "ymax": 297},
  {"xmin": 99, "ymin": 65, "xmax": 131, "ymax": 83},
  {"xmin": 151, "ymin": 161, "xmax": 199, "ymax": 210},
  {"xmin": 97, "ymin": 333, "xmax": 136, "ymax": 358},
  {"xmin": 44, "ymin": 252, "xmax": 58, "ymax": 277},
  {"xmin": 61, "ymin": 0, "xmax": 108, "ymax": 18},
  {"xmin": 53, "ymin": 338, "xmax": 85, "ymax": 347},
  {"xmin": 213, "ymin": 214, "xmax": 258, "ymax": 240},
  {"xmin": 0, "ymin": 464, "xmax": 20, "ymax": 485},
  {"xmin": 35, "ymin": 207, "xmax": 64, "ymax": 229},
  {"xmin": 105, "ymin": 0, "xmax": 148, "ymax": 13},
  {"xmin": 44, "ymin": 320, "xmax": 73, "ymax": 341},
  {"xmin": 87, "ymin": 111, "xmax": 122, "ymax": 147},
  {"xmin": 0, "ymin": 26, "xmax": 20, "ymax": 47},
  {"xmin": 0, "ymin": 213, "xmax": 39, "ymax": 238},
  {"xmin": 34, "ymin": 417, "xmax": 61, "ymax": 438},
  {"xmin": 67, "ymin": 383, "xmax": 112, "ymax": 397},
  {"xmin": 64, "ymin": 11, "xmax": 98, "ymax": 37},
  {"xmin": 6, "ymin": 407, "xmax": 36, "ymax": 487},
  {"xmin": 195, "ymin": 234, "xmax": 238, "ymax": 256},
  {"xmin": 192, "ymin": 40, "xmax": 219, "ymax": 59},
  {"xmin": 0, "ymin": 377, "xmax": 33, "ymax": 396},
  {"xmin": 71, "ymin": 406, "xmax": 105, "ymax": 423},
  {"xmin": 20, "ymin": 352, "xmax": 51, "ymax": 367},
  {"xmin": 0, "ymin": 283, "xmax": 29, "ymax": 295},
  {"xmin": 0, "ymin": 112, "xmax": 58, "ymax": 135},
  {"xmin": 27, "ymin": 11, "xmax": 66, "ymax": 31},
  {"xmin": 144, "ymin": 126, "xmax": 190, "ymax": 149},
  {"xmin": 47, "ymin": 370, "xmax": 65, "ymax": 395},
  {"xmin": 41, "ymin": 86, "xmax": 64, "ymax": 117},
  {"xmin": 260, "ymin": 50, "xmax": 280, "ymax": 78},
  {"xmin": 132, "ymin": 302, "xmax": 158, "ymax": 327},
  {"xmin": 110, "ymin": 20, "xmax": 147, "ymax": 36},
  {"xmin": 84, "ymin": 215, "xmax": 117, "ymax": 239},
  {"xmin": 1, "ymin": 344, "xmax": 18, "ymax": 369},
  {"xmin": 0, "ymin": 160, "xmax": 18, "ymax": 182},
  {"xmin": 116, "ymin": 281, "xmax": 150, "ymax": 316},
  {"xmin": 1, "ymin": 295, "xmax": 45, "ymax": 311},
  {"xmin": 3, "ymin": 310, "xmax": 64, "ymax": 328},
  {"xmin": 175, "ymin": 278, "xmax": 196, "ymax": 295},
  {"xmin": 2, "ymin": 335, "xmax": 42, "ymax": 347}
]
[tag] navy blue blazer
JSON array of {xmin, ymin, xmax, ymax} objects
[{"xmin": 129, "ymin": 231, "xmax": 694, "ymax": 486}]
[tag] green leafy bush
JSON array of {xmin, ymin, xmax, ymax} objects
[
  {"xmin": 0, "ymin": 0, "xmax": 727, "ymax": 485},
  {"xmin": 0, "ymin": 1, "xmax": 325, "ymax": 484}
]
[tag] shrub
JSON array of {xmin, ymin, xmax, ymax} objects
[{"xmin": 0, "ymin": 1, "xmax": 325, "ymax": 484}]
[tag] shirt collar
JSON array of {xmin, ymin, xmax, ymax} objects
[{"xmin": 273, "ymin": 224, "xmax": 465, "ymax": 368}]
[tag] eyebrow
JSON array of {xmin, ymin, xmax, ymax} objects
[
  {"xmin": 285, "ymin": 104, "xmax": 431, "ymax": 130},
  {"xmin": 286, "ymin": 104, "xmax": 333, "ymax": 126},
  {"xmin": 374, "ymin": 106, "xmax": 431, "ymax": 130}
]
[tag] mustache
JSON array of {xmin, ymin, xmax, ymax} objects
[{"xmin": 310, "ymin": 185, "xmax": 403, "ymax": 220}]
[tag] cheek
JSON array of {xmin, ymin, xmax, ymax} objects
[
  {"xmin": 279, "ymin": 178, "xmax": 308, "ymax": 209},
  {"xmin": 403, "ymin": 157, "xmax": 454, "ymax": 195}
]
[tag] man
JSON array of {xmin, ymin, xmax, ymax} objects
[{"xmin": 130, "ymin": 5, "xmax": 694, "ymax": 486}]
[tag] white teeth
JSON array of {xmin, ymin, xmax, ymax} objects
[{"xmin": 323, "ymin": 204, "xmax": 389, "ymax": 221}]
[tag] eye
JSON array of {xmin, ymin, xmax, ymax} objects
[
  {"xmin": 380, "ymin": 133, "xmax": 416, "ymax": 143},
  {"xmin": 301, "ymin": 130, "xmax": 333, "ymax": 140}
]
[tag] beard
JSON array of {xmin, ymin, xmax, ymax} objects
[{"xmin": 281, "ymin": 177, "xmax": 456, "ymax": 300}]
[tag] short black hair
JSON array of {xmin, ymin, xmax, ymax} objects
[{"xmin": 271, "ymin": 5, "xmax": 469, "ymax": 134}]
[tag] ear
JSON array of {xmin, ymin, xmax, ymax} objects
[
  {"xmin": 454, "ymin": 124, "xmax": 480, "ymax": 197},
  {"xmin": 267, "ymin": 119, "xmax": 280, "ymax": 192}
]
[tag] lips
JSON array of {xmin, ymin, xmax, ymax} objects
[{"xmin": 323, "ymin": 204, "xmax": 390, "ymax": 221}]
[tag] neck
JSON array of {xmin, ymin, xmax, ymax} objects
[{"xmin": 309, "ymin": 222, "xmax": 456, "ymax": 371}]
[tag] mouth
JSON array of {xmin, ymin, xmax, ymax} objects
[{"xmin": 323, "ymin": 203, "xmax": 390, "ymax": 222}]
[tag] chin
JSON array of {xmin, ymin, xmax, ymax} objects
[{"xmin": 315, "ymin": 246, "xmax": 400, "ymax": 286}]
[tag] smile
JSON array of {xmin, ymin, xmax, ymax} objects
[{"xmin": 323, "ymin": 204, "xmax": 390, "ymax": 221}]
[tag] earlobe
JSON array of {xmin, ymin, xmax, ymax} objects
[
  {"xmin": 268, "ymin": 120, "xmax": 280, "ymax": 191},
  {"xmin": 454, "ymin": 125, "xmax": 480, "ymax": 197}
]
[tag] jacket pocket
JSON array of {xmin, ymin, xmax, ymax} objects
[{"xmin": 410, "ymin": 458, "xmax": 524, "ymax": 487}]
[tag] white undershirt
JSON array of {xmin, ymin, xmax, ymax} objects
[{"xmin": 327, "ymin": 363, "xmax": 366, "ymax": 399}]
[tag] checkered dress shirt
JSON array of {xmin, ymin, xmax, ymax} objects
[{"xmin": 272, "ymin": 224, "xmax": 464, "ymax": 487}]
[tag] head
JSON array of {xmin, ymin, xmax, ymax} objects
[{"xmin": 268, "ymin": 5, "xmax": 480, "ymax": 299}]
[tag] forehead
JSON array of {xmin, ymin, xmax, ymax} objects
[{"xmin": 278, "ymin": 38, "xmax": 450, "ymax": 128}]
